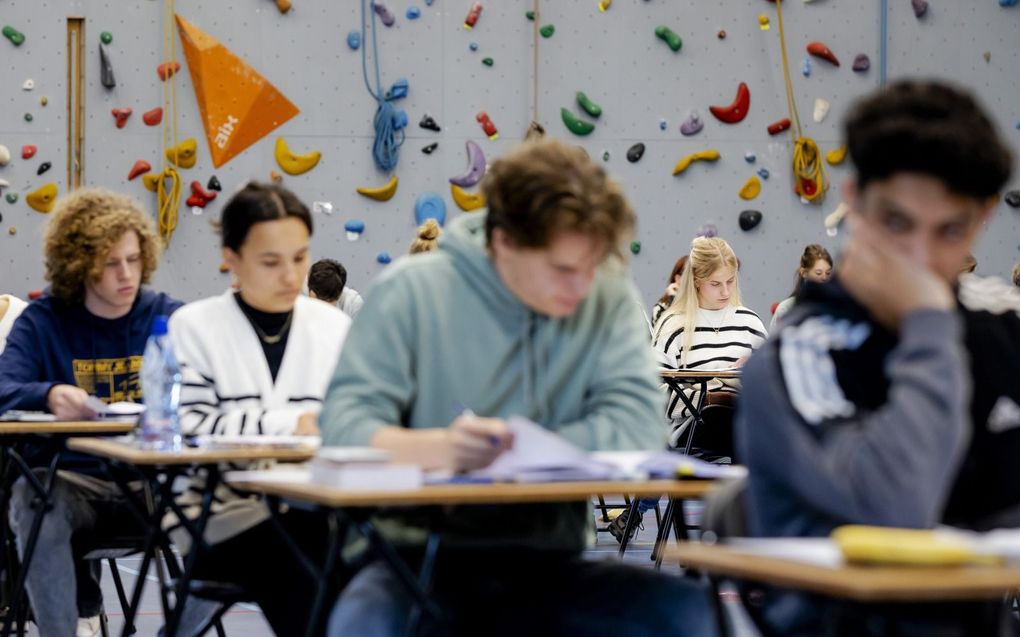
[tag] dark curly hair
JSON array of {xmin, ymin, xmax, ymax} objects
[
  {"xmin": 845, "ymin": 80, "xmax": 1012, "ymax": 198},
  {"xmin": 43, "ymin": 188, "xmax": 161, "ymax": 304}
]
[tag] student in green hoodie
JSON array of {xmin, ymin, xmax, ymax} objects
[{"xmin": 321, "ymin": 139, "xmax": 717, "ymax": 637}]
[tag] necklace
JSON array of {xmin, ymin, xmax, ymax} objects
[
  {"xmin": 250, "ymin": 311, "xmax": 293, "ymax": 344},
  {"xmin": 699, "ymin": 306, "xmax": 730, "ymax": 334}
]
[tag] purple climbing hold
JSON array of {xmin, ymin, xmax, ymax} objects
[
  {"xmin": 680, "ymin": 111, "xmax": 703, "ymax": 136},
  {"xmin": 373, "ymin": 2, "xmax": 396, "ymax": 26},
  {"xmin": 911, "ymin": 0, "xmax": 928, "ymax": 18},
  {"xmin": 852, "ymin": 54, "xmax": 871, "ymax": 72},
  {"xmin": 695, "ymin": 223, "xmax": 718, "ymax": 238}
]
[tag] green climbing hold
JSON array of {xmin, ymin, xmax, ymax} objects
[
  {"xmin": 576, "ymin": 91, "xmax": 602, "ymax": 119},
  {"xmin": 629, "ymin": 241, "xmax": 641, "ymax": 255},
  {"xmin": 655, "ymin": 25, "xmax": 682, "ymax": 52},
  {"xmin": 3, "ymin": 26, "xmax": 25, "ymax": 46},
  {"xmin": 5, "ymin": 193, "xmax": 17, "ymax": 204},
  {"xmin": 100, "ymin": 31, "xmax": 113, "ymax": 44},
  {"xmin": 561, "ymin": 108, "xmax": 595, "ymax": 136},
  {"xmin": 525, "ymin": 10, "xmax": 535, "ymax": 20},
  {"xmin": 602, "ymin": 150, "xmax": 610, "ymax": 162},
  {"xmin": 539, "ymin": 24, "xmax": 555, "ymax": 38},
  {"xmin": 23, "ymin": 113, "xmax": 32, "ymax": 122},
  {"xmin": 482, "ymin": 57, "xmax": 494, "ymax": 67}
]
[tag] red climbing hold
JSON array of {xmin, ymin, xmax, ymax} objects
[
  {"xmin": 767, "ymin": 118, "xmax": 791, "ymax": 135},
  {"xmin": 157, "ymin": 61, "xmax": 181, "ymax": 81},
  {"xmin": 186, "ymin": 180, "xmax": 216, "ymax": 208},
  {"xmin": 143, "ymin": 107, "xmax": 163, "ymax": 126},
  {"xmin": 709, "ymin": 82, "xmax": 750, "ymax": 124},
  {"xmin": 476, "ymin": 111, "xmax": 499, "ymax": 140},
  {"xmin": 128, "ymin": 160, "xmax": 151, "ymax": 181},
  {"xmin": 111, "ymin": 108, "xmax": 132, "ymax": 128},
  {"xmin": 464, "ymin": 2, "xmax": 482, "ymax": 29},
  {"xmin": 806, "ymin": 42, "xmax": 840, "ymax": 67},
  {"xmin": 21, "ymin": 145, "xmax": 36, "ymax": 160}
]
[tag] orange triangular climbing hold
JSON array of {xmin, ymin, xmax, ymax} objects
[{"xmin": 175, "ymin": 14, "xmax": 300, "ymax": 168}]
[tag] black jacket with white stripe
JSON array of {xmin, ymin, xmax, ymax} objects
[{"xmin": 736, "ymin": 274, "xmax": 1020, "ymax": 635}]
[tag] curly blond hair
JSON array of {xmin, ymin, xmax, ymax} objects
[{"xmin": 43, "ymin": 188, "xmax": 161, "ymax": 304}]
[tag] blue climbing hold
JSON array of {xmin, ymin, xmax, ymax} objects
[
  {"xmin": 425, "ymin": 0, "xmax": 434, "ymax": 5},
  {"xmin": 757, "ymin": 168, "xmax": 770, "ymax": 180},
  {"xmin": 415, "ymin": 192, "xmax": 447, "ymax": 227},
  {"xmin": 802, "ymin": 57, "xmax": 812, "ymax": 77},
  {"xmin": 391, "ymin": 109, "xmax": 408, "ymax": 130},
  {"xmin": 744, "ymin": 152, "xmax": 756, "ymax": 164},
  {"xmin": 469, "ymin": 41, "xmax": 479, "ymax": 51},
  {"xmin": 377, "ymin": 252, "xmax": 393, "ymax": 264},
  {"xmin": 387, "ymin": 78, "xmax": 409, "ymax": 100},
  {"xmin": 347, "ymin": 30, "xmax": 361, "ymax": 50},
  {"xmin": 406, "ymin": 6, "xmax": 421, "ymax": 19},
  {"xmin": 344, "ymin": 220, "xmax": 366, "ymax": 240},
  {"xmin": 1001, "ymin": 0, "xmax": 1018, "ymax": 7},
  {"xmin": 659, "ymin": 118, "xmax": 668, "ymax": 131}
]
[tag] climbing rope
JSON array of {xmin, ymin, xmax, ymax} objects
[
  {"xmin": 361, "ymin": 0, "xmax": 404, "ymax": 172},
  {"xmin": 158, "ymin": 0, "xmax": 182, "ymax": 244},
  {"xmin": 775, "ymin": 0, "xmax": 827, "ymax": 204}
]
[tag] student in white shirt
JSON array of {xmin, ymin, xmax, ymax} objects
[
  {"xmin": 168, "ymin": 182, "xmax": 351, "ymax": 637},
  {"xmin": 0, "ymin": 294, "xmax": 27, "ymax": 353}
]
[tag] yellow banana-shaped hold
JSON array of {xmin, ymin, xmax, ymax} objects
[
  {"xmin": 165, "ymin": 138, "xmax": 198, "ymax": 169},
  {"xmin": 739, "ymin": 176, "xmax": 762, "ymax": 201},
  {"xmin": 275, "ymin": 137, "xmax": 322, "ymax": 176},
  {"xmin": 826, "ymin": 143, "xmax": 848, "ymax": 166},
  {"xmin": 26, "ymin": 183, "xmax": 58, "ymax": 213},
  {"xmin": 451, "ymin": 184, "xmax": 485, "ymax": 211},
  {"xmin": 356, "ymin": 175, "xmax": 398, "ymax": 201},
  {"xmin": 672, "ymin": 150, "xmax": 721, "ymax": 176},
  {"xmin": 833, "ymin": 525, "xmax": 991, "ymax": 567},
  {"xmin": 142, "ymin": 173, "xmax": 161, "ymax": 193}
]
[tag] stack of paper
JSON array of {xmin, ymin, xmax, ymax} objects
[{"xmin": 309, "ymin": 447, "xmax": 423, "ymax": 491}]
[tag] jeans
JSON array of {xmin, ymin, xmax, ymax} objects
[
  {"xmin": 8, "ymin": 470, "xmax": 142, "ymax": 636},
  {"xmin": 329, "ymin": 549, "xmax": 719, "ymax": 637}
]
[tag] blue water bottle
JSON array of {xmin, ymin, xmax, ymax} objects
[{"xmin": 139, "ymin": 315, "xmax": 183, "ymax": 451}]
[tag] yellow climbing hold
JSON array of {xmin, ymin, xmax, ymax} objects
[
  {"xmin": 165, "ymin": 138, "xmax": 198, "ymax": 169},
  {"xmin": 671, "ymin": 150, "xmax": 721, "ymax": 176},
  {"xmin": 142, "ymin": 173, "xmax": 162, "ymax": 193},
  {"xmin": 598, "ymin": 0, "xmax": 612, "ymax": 11},
  {"xmin": 826, "ymin": 144, "xmax": 848, "ymax": 166},
  {"xmin": 274, "ymin": 137, "xmax": 322, "ymax": 176},
  {"xmin": 27, "ymin": 183, "xmax": 58, "ymax": 213},
  {"xmin": 758, "ymin": 14, "xmax": 770, "ymax": 30},
  {"xmin": 356, "ymin": 175, "xmax": 398, "ymax": 201},
  {"xmin": 739, "ymin": 176, "xmax": 762, "ymax": 201},
  {"xmin": 451, "ymin": 183, "xmax": 485, "ymax": 211}
]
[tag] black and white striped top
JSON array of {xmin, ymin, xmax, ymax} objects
[{"xmin": 653, "ymin": 305, "xmax": 767, "ymax": 421}]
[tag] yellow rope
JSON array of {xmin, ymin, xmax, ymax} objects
[
  {"xmin": 157, "ymin": 0, "xmax": 182, "ymax": 245},
  {"xmin": 775, "ymin": 0, "xmax": 826, "ymax": 204}
]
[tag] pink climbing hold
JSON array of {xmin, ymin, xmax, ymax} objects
[{"xmin": 911, "ymin": 0, "xmax": 929, "ymax": 18}]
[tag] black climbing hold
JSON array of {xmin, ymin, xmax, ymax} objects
[
  {"xmin": 99, "ymin": 44, "xmax": 116, "ymax": 89},
  {"xmin": 422, "ymin": 142, "xmax": 439, "ymax": 155},
  {"xmin": 37, "ymin": 161, "xmax": 52, "ymax": 176},
  {"xmin": 626, "ymin": 143, "xmax": 646, "ymax": 163},
  {"xmin": 1005, "ymin": 190, "xmax": 1020, "ymax": 208},
  {"xmin": 419, "ymin": 114, "xmax": 441, "ymax": 132},
  {"xmin": 738, "ymin": 209, "xmax": 763, "ymax": 231},
  {"xmin": 207, "ymin": 175, "xmax": 222, "ymax": 191}
]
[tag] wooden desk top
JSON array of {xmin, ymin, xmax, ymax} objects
[
  {"xmin": 67, "ymin": 437, "xmax": 317, "ymax": 466},
  {"xmin": 667, "ymin": 543, "xmax": 1020, "ymax": 602},
  {"xmin": 660, "ymin": 370, "xmax": 741, "ymax": 380},
  {"xmin": 226, "ymin": 476, "xmax": 718, "ymax": 508},
  {"xmin": 0, "ymin": 421, "xmax": 136, "ymax": 435}
]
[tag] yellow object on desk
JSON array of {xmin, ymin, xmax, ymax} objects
[{"xmin": 833, "ymin": 525, "xmax": 1000, "ymax": 567}]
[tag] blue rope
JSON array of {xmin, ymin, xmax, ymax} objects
[{"xmin": 361, "ymin": 0, "xmax": 404, "ymax": 172}]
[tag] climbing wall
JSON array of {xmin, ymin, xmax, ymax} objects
[{"xmin": 0, "ymin": 0, "xmax": 1018, "ymax": 320}]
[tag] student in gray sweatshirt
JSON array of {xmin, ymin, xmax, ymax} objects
[
  {"xmin": 321, "ymin": 139, "xmax": 717, "ymax": 637},
  {"xmin": 736, "ymin": 80, "xmax": 1020, "ymax": 636}
]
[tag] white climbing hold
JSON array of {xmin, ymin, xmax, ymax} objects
[
  {"xmin": 0, "ymin": 145, "xmax": 10, "ymax": 166},
  {"xmin": 22, "ymin": 79, "xmax": 34, "ymax": 91},
  {"xmin": 813, "ymin": 98, "xmax": 830, "ymax": 123}
]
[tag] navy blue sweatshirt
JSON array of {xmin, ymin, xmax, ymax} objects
[
  {"xmin": 0, "ymin": 288, "xmax": 183, "ymax": 471},
  {"xmin": 736, "ymin": 274, "xmax": 1020, "ymax": 635}
]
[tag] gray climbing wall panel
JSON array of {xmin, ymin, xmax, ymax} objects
[{"xmin": 0, "ymin": 0, "xmax": 1018, "ymax": 321}]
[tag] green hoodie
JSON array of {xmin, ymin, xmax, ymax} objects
[{"xmin": 320, "ymin": 212, "xmax": 666, "ymax": 552}]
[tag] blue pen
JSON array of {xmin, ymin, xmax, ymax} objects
[{"xmin": 457, "ymin": 404, "xmax": 502, "ymax": 448}]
